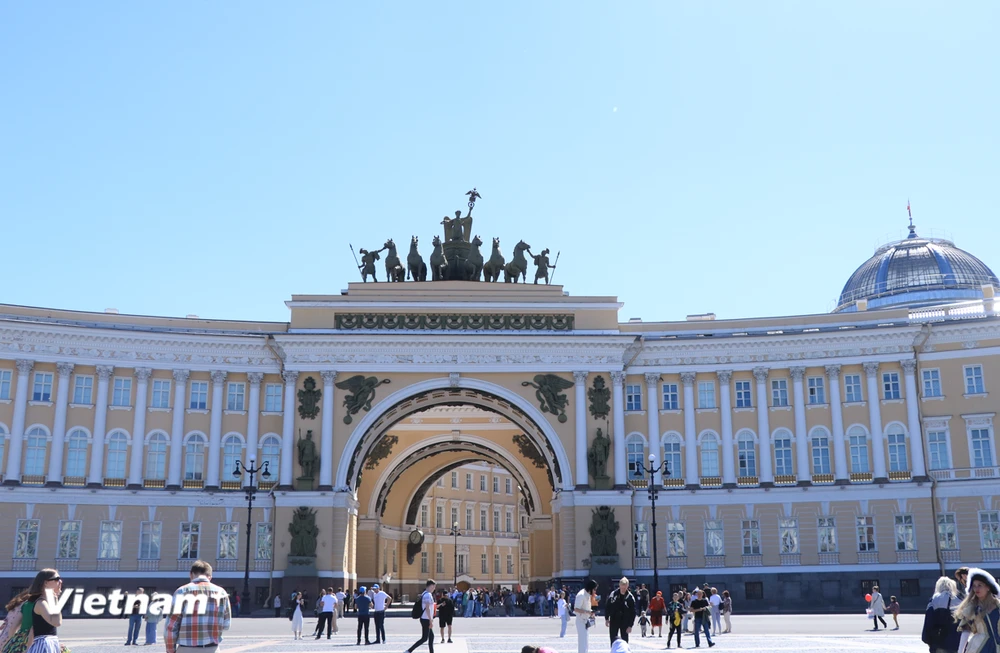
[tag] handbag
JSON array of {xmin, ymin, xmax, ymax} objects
[
  {"xmin": 866, "ymin": 609, "xmax": 874, "ymax": 620},
  {"xmin": 986, "ymin": 613, "xmax": 1000, "ymax": 653}
]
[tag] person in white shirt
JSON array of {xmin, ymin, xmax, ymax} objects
[
  {"xmin": 708, "ymin": 587, "xmax": 722, "ymax": 636},
  {"xmin": 557, "ymin": 590, "xmax": 570, "ymax": 637},
  {"xmin": 316, "ymin": 587, "xmax": 338, "ymax": 639},
  {"xmin": 372, "ymin": 583, "xmax": 391, "ymax": 644},
  {"xmin": 406, "ymin": 579, "xmax": 436, "ymax": 653},
  {"xmin": 336, "ymin": 588, "xmax": 346, "ymax": 619},
  {"xmin": 574, "ymin": 580, "xmax": 598, "ymax": 653}
]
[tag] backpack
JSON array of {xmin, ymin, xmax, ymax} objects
[{"xmin": 411, "ymin": 593, "xmax": 424, "ymax": 619}]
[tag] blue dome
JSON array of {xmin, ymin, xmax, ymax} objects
[{"xmin": 835, "ymin": 225, "xmax": 999, "ymax": 312}]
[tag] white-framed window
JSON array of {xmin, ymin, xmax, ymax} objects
[
  {"xmin": 626, "ymin": 434, "xmax": 645, "ymax": 480},
  {"xmin": 218, "ymin": 523, "xmax": 239, "ymax": 559},
  {"xmin": 505, "ymin": 478, "xmax": 512, "ymax": 494},
  {"xmin": 0, "ymin": 369, "xmax": 11, "ymax": 400},
  {"xmin": 259, "ymin": 435, "xmax": 280, "ymax": 477},
  {"xmin": 179, "ymin": 522, "xmax": 201, "ymax": 559},
  {"xmin": 151, "ymin": 379, "xmax": 170, "ymax": 408},
  {"xmin": 73, "ymin": 375, "xmax": 94, "ymax": 405},
  {"xmin": 420, "ymin": 552, "xmax": 429, "ymax": 574},
  {"xmin": 667, "ymin": 521, "xmax": 686, "ymax": 556},
  {"xmin": 465, "ymin": 473, "xmax": 472, "ymax": 490},
  {"xmin": 807, "ymin": 377, "xmax": 825, "ymax": 404},
  {"xmin": 886, "ymin": 425, "xmax": 908, "ymax": 472},
  {"xmin": 735, "ymin": 380, "xmax": 752, "ymax": 408},
  {"xmin": 264, "ymin": 384, "xmax": 282, "ymax": 412},
  {"xmin": 493, "ymin": 510, "xmax": 500, "ymax": 532},
  {"xmin": 493, "ymin": 553, "xmax": 500, "ymax": 574},
  {"xmin": 32, "ymin": 372, "xmax": 53, "ymax": 402},
  {"xmin": 105, "ymin": 430, "xmax": 128, "ymax": 478},
  {"xmin": 492, "ymin": 476, "xmax": 499, "ymax": 493},
  {"xmin": 435, "ymin": 505, "xmax": 443, "ymax": 529},
  {"xmin": 14, "ymin": 519, "xmax": 40, "ymax": 559},
  {"xmin": 737, "ymin": 432, "xmax": 756, "ymax": 477},
  {"xmin": 633, "ymin": 522, "xmax": 649, "ymax": 558},
  {"xmin": 965, "ymin": 365, "xmax": 986, "ymax": 394},
  {"xmin": 894, "ymin": 514, "xmax": 916, "ymax": 551},
  {"xmin": 779, "ymin": 518, "xmax": 799, "ymax": 554},
  {"xmin": 24, "ymin": 426, "xmax": 48, "ymax": 476},
  {"xmin": 480, "ymin": 475, "xmax": 486, "ymax": 492},
  {"xmin": 435, "ymin": 475, "xmax": 444, "ymax": 487},
  {"xmin": 927, "ymin": 430, "xmax": 950, "ymax": 470},
  {"xmin": 818, "ymin": 516, "xmax": 837, "ymax": 552},
  {"xmin": 700, "ymin": 432, "xmax": 720, "ymax": 477},
  {"xmin": 810, "ymin": 428, "xmax": 831, "ymax": 475},
  {"xmin": 773, "ymin": 430, "xmax": 794, "ymax": 476},
  {"xmin": 65, "ymin": 428, "xmax": 89, "ymax": 477},
  {"xmin": 662, "ymin": 383, "xmax": 679, "ymax": 410},
  {"xmin": 141, "ymin": 431, "xmax": 166, "ymax": 480},
  {"xmin": 420, "ymin": 505, "xmax": 428, "ymax": 528},
  {"xmin": 451, "ymin": 506, "xmax": 458, "ymax": 527},
  {"xmin": 771, "ymin": 379, "xmax": 789, "ymax": 407},
  {"xmin": 698, "ymin": 381, "xmax": 716, "ymax": 409},
  {"xmin": 882, "ymin": 372, "xmax": 901, "ymax": 399},
  {"xmin": 184, "ymin": 434, "xmax": 206, "ymax": 481},
  {"xmin": 506, "ymin": 554, "xmax": 514, "ymax": 575},
  {"xmin": 971, "ymin": 428, "xmax": 994, "ymax": 468},
  {"xmin": 662, "ymin": 433, "xmax": 682, "ymax": 479},
  {"xmin": 856, "ymin": 516, "xmax": 876, "ymax": 552},
  {"xmin": 922, "ymin": 369, "xmax": 942, "ymax": 397},
  {"xmin": 465, "ymin": 507, "xmax": 473, "ymax": 531},
  {"xmin": 112, "ymin": 377, "xmax": 132, "ymax": 407},
  {"xmin": 139, "ymin": 521, "xmax": 162, "ymax": 559},
  {"xmin": 189, "ymin": 381, "xmax": 208, "ymax": 410},
  {"xmin": 626, "ymin": 384, "xmax": 642, "ymax": 411},
  {"xmin": 255, "ymin": 523, "xmax": 273, "ymax": 560},
  {"xmin": 451, "ymin": 471, "xmax": 458, "ymax": 488},
  {"xmin": 848, "ymin": 426, "xmax": 870, "ymax": 473},
  {"xmin": 58, "ymin": 520, "xmax": 82, "ymax": 559},
  {"xmin": 98, "ymin": 520, "xmax": 123, "ymax": 559},
  {"xmin": 979, "ymin": 511, "xmax": 1000, "ymax": 550},
  {"xmin": 437, "ymin": 552, "xmax": 445, "ymax": 574},
  {"xmin": 705, "ymin": 520, "xmax": 724, "ymax": 556},
  {"xmin": 505, "ymin": 511, "xmax": 513, "ymax": 532},
  {"xmin": 742, "ymin": 520, "xmax": 761, "ymax": 555},
  {"xmin": 937, "ymin": 513, "xmax": 958, "ymax": 551},
  {"xmin": 227, "ymin": 383, "xmax": 246, "ymax": 411},
  {"xmin": 222, "ymin": 435, "xmax": 242, "ymax": 481},
  {"xmin": 844, "ymin": 374, "xmax": 862, "ymax": 403},
  {"xmin": 480, "ymin": 509, "xmax": 487, "ymax": 531},
  {"xmin": 480, "ymin": 553, "xmax": 487, "ymax": 574}
]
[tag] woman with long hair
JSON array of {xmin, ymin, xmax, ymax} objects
[
  {"xmin": 1, "ymin": 586, "xmax": 35, "ymax": 653},
  {"xmin": 952, "ymin": 568, "xmax": 1000, "ymax": 653},
  {"xmin": 21, "ymin": 569, "xmax": 63, "ymax": 653},
  {"xmin": 291, "ymin": 592, "xmax": 305, "ymax": 640}
]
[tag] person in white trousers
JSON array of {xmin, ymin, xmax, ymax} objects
[
  {"xmin": 574, "ymin": 580, "xmax": 598, "ymax": 653},
  {"xmin": 557, "ymin": 591, "xmax": 570, "ymax": 637}
]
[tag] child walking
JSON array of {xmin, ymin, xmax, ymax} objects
[
  {"xmin": 638, "ymin": 611, "xmax": 649, "ymax": 637},
  {"xmin": 888, "ymin": 596, "xmax": 900, "ymax": 630}
]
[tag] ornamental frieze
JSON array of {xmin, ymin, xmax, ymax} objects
[{"xmin": 333, "ymin": 313, "xmax": 574, "ymax": 331}]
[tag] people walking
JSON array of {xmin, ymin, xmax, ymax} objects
[
  {"xmin": 144, "ymin": 604, "xmax": 162, "ymax": 646},
  {"xmin": 336, "ymin": 588, "xmax": 347, "ymax": 619},
  {"xmin": 23, "ymin": 569, "xmax": 64, "ymax": 653},
  {"xmin": 681, "ymin": 592, "xmax": 692, "ymax": 633},
  {"xmin": 953, "ymin": 568, "xmax": 1000, "ymax": 653},
  {"xmin": 648, "ymin": 590, "xmax": 664, "ymax": 638},
  {"xmin": 164, "ymin": 561, "xmax": 231, "ymax": 653},
  {"xmin": 125, "ymin": 587, "xmax": 144, "ymax": 645},
  {"xmin": 355, "ymin": 586, "xmax": 373, "ymax": 645},
  {"xmin": 604, "ymin": 577, "xmax": 637, "ymax": 645},
  {"xmin": 406, "ymin": 579, "xmax": 437, "ymax": 653},
  {"xmin": 316, "ymin": 587, "xmax": 337, "ymax": 639},
  {"xmin": 436, "ymin": 590, "xmax": 455, "ymax": 644},
  {"xmin": 869, "ymin": 585, "xmax": 888, "ymax": 631},
  {"xmin": 291, "ymin": 593, "xmax": 305, "ymax": 640},
  {"xmin": 666, "ymin": 592, "xmax": 683, "ymax": 649},
  {"xmin": 638, "ymin": 612, "xmax": 649, "ymax": 638},
  {"xmin": 955, "ymin": 568, "xmax": 970, "ymax": 600},
  {"xmin": 921, "ymin": 576, "xmax": 961, "ymax": 653},
  {"xmin": 721, "ymin": 590, "xmax": 732, "ymax": 633},
  {"xmin": 272, "ymin": 594, "xmax": 281, "ymax": 619},
  {"xmin": 372, "ymin": 584, "xmax": 390, "ymax": 644},
  {"xmin": 573, "ymin": 580, "xmax": 598, "ymax": 653},
  {"xmin": 689, "ymin": 588, "xmax": 715, "ymax": 648},
  {"xmin": 888, "ymin": 596, "xmax": 900, "ymax": 630},
  {"xmin": 557, "ymin": 591, "xmax": 570, "ymax": 637},
  {"xmin": 709, "ymin": 587, "xmax": 722, "ymax": 636}
]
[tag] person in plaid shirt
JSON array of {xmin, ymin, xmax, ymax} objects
[{"xmin": 166, "ymin": 560, "xmax": 232, "ymax": 653}]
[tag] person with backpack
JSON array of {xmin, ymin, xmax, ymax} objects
[
  {"xmin": 407, "ymin": 579, "xmax": 437, "ymax": 653},
  {"xmin": 922, "ymin": 576, "xmax": 961, "ymax": 653}
]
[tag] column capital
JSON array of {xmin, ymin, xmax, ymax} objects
[
  {"xmin": 96, "ymin": 365, "xmax": 115, "ymax": 381},
  {"xmin": 573, "ymin": 371, "xmax": 589, "ymax": 384},
  {"xmin": 56, "ymin": 362, "xmax": 75, "ymax": 378},
  {"xmin": 247, "ymin": 372, "xmax": 265, "ymax": 386},
  {"xmin": 863, "ymin": 361, "xmax": 881, "ymax": 377},
  {"xmin": 320, "ymin": 371, "xmax": 338, "ymax": 385},
  {"xmin": 644, "ymin": 372, "xmax": 661, "ymax": 387},
  {"xmin": 680, "ymin": 371, "xmax": 697, "ymax": 386},
  {"xmin": 752, "ymin": 367, "xmax": 769, "ymax": 383},
  {"xmin": 15, "ymin": 359, "xmax": 34, "ymax": 375},
  {"xmin": 134, "ymin": 367, "xmax": 153, "ymax": 382},
  {"xmin": 210, "ymin": 370, "xmax": 228, "ymax": 385},
  {"xmin": 789, "ymin": 366, "xmax": 806, "ymax": 381},
  {"xmin": 282, "ymin": 370, "xmax": 300, "ymax": 384},
  {"xmin": 716, "ymin": 370, "xmax": 733, "ymax": 384},
  {"xmin": 824, "ymin": 364, "xmax": 842, "ymax": 379},
  {"xmin": 900, "ymin": 359, "xmax": 918, "ymax": 374},
  {"xmin": 609, "ymin": 371, "xmax": 626, "ymax": 385},
  {"xmin": 172, "ymin": 369, "xmax": 191, "ymax": 383}
]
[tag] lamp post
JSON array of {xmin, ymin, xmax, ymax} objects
[
  {"xmin": 450, "ymin": 521, "xmax": 462, "ymax": 588},
  {"xmin": 233, "ymin": 457, "xmax": 271, "ymax": 612},
  {"xmin": 638, "ymin": 453, "xmax": 670, "ymax": 595}
]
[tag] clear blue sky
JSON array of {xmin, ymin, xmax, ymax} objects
[{"xmin": 2, "ymin": 2, "xmax": 997, "ymax": 324}]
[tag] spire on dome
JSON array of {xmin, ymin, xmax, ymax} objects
[{"xmin": 906, "ymin": 199, "xmax": 917, "ymax": 238}]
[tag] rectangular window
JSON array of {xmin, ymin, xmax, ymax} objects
[
  {"xmin": 505, "ymin": 512, "xmax": 512, "ymax": 532},
  {"xmin": 189, "ymin": 381, "xmax": 208, "ymax": 410},
  {"xmin": 465, "ymin": 473, "xmax": 472, "ymax": 490},
  {"xmin": 179, "ymin": 522, "xmax": 200, "ymax": 559},
  {"xmin": 922, "ymin": 369, "xmax": 942, "ymax": 397},
  {"xmin": 256, "ymin": 523, "xmax": 273, "ymax": 560},
  {"xmin": 421, "ymin": 552, "xmax": 428, "ymax": 574},
  {"xmin": 507, "ymin": 554, "xmax": 514, "ymax": 574},
  {"xmin": 73, "ymin": 375, "xmax": 94, "ymax": 405},
  {"xmin": 745, "ymin": 581, "xmax": 764, "ymax": 600},
  {"xmin": 882, "ymin": 372, "xmax": 901, "ymax": 400},
  {"xmin": 480, "ymin": 475, "xmax": 486, "ymax": 492},
  {"xmin": 980, "ymin": 511, "xmax": 1000, "ymax": 550},
  {"xmin": 900, "ymin": 579, "xmax": 921, "ymax": 598},
  {"xmin": 773, "ymin": 435, "xmax": 793, "ymax": 476},
  {"xmin": 971, "ymin": 428, "xmax": 994, "ymax": 468},
  {"xmin": 435, "ymin": 506, "xmax": 443, "ymax": 529},
  {"xmin": 58, "ymin": 520, "xmax": 82, "ymax": 559},
  {"xmin": 626, "ymin": 384, "xmax": 642, "ymax": 411},
  {"xmin": 465, "ymin": 507, "xmax": 473, "ymax": 531},
  {"xmin": 628, "ymin": 438, "xmax": 646, "ymax": 479},
  {"xmin": 738, "ymin": 437, "xmax": 757, "ymax": 477},
  {"xmin": 779, "ymin": 518, "xmax": 799, "ymax": 554},
  {"xmin": 887, "ymin": 430, "xmax": 909, "ymax": 472},
  {"xmin": 807, "ymin": 377, "xmax": 826, "ymax": 404},
  {"xmin": 705, "ymin": 520, "xmax": 724, "ymax": 556},
  {"xmin": 451, "ymin": 471, "xmax": 458, "ymax": 488},
  {"xmin": 139, "ymin": 521, "xmax": 162, "ymax": 559},
  {"xmin": 698, "ymin": 381, "xmax": 716, "ymax": 409},
  {"xmin": 771, "ymin": 379, "xmax": 789, "ymax": 407},
  {"xmin": 435, "ymin": 552, "xmax": 444, "ymax": 574},
  {"xmin": 264, "ymin": 384, "xmax": 282, "ymax": 412},
  {"xmin": 811, "ymin": 435, "xmax": 831, "ymax": 474},
  {"xmin": 481, "ymin": 554, "xmax": 487, "ymax": 574},
  {"xmin": 0, "ymin": 369, "xmax": 11, "ymax": 400},
  {"xmin": 227, "ymin": 383, "xmax": 246, "ymax": 411},
  {"xmin": 849, "ymin": 434, "xmax": 870, "ymax": 473},
  {"xmin": 218, "ymin": 523, "xmax": 239, "ymax": 559},
  {"xmin": 451, "ymin": 507, "xmax": 459, "ymax": 528},
  {"xmin": 150, "ymin": 379, "xmax": 170, "ymax": 408},
  {"xmin": 456, "ymin": 553, "xmax": 466, "ymax": 574},
  {"xmin": 633, "ymin": 523, "xmax": 649, "ymax": 558},
  {"xmin": 735, "ymin": 380, "xmax": 752, "ymax": 408},
  {"xmin": 14, "ymin": 519, "xmax": 40, "ymax": 559},
  {"xmin": 494, "ymin": 553, "xmax": 500, "ymax": 574},
  {"xmin": 937, "ymin": 513, "xmax": 958, "ymax": 551},
  {"xmin": 493, "ymin": 511, "xmax": 500, "ymax": 532},
  {"xmin": 667, "ymin": 521, "xmax": 686, "ymax": 556},
  {"xmin": 420, "ymin": 505, "xmax": 428, "ymax": 528},
  {"xmin": 856, "ymin": 516, "xmax": 876, "ymax": 552},
  {"xmin": 965, "ymin": 365, "xmax": 986, "ymax": 394},
  {"xmin": 493, "ymin": 477, "xmax": 499, "ymax": 493},
  {"xmin": 505, "ymin": 478, "xmax": 512, "ymax": 494},
  {"xmin": 662, "ymin": 383, "xmax": 679, "ymax": 410},
  {"xmin": 32, "ymin": 372, "xmax": 53, "ymax": 402},
  {"xmin": 99, "ymin": 520, "xmax": 123, "ymax": 559},
  {"xmin": 927, "ymin": 431, "xmax": 950, "ymax": 470},
  {"xmin": 480, "ymin": 509, "xmax": 487, "ymax": 531},
  {"xmin": 844, "ymin": 374, "xmax": 862, "ymax": 403},
  {"xmin": 894, "ymin": 514, "xmax": 916, "ymax": 551},
  {"xmin": 112, "ymin": 377, "xmax": 132, "ymax": 407},
  {"xmin": 818, "ymin": 517, "xmax": 837, "ymax": 553},
  {"xmin": 742, "ymin": 520, "xmax": 761, "ymax": 555}
]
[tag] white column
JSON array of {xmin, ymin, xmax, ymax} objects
[
  {"xmin": 610, "ymin": 371, "xmax": 627, "ymax": 487},
  {"xmin": 573, "ymin": 371, "xmax": 588, "ymax": 487},
  {"xmin": 205, "ymin": 370, "xmax": 227, "ymax": 489},
  {"xmin": 320, "ymin": 371, "xmax": 337, "ymax": 490},
  {"xmin": 864, "ymin": 362, "xmax": 889, "ymax": 482},
  {"xmin": 46, "ymin": 362, "xmax": 74, "ymax": 486},
  {"xmin": 166, "ymin": 369, "xmax": 189, "ymax": 489},
  {"xmin": 245, "ymin": 372, "xmax": 263, "ymax": 487},
  {"xmin": 826, "ymin": 364, "xmax": 849, "ymax": 483},
  {"xmin": 753, "ymin": 367, "xmax": 774, "ymax": 484},
  {"xmin": 127, "ymin": 367, "xmax": 152, "ymax": 488},
  {"xmin": 86, "ymin": 365, "xmax": 114, "ymax": 486},
  {"xmin": 718, "ymin": 370, "xmax": 736, "ymax": 486},
  {"xmin": 645, "ymin": 373, "xmax": 662, "ymax": 486},
  {"xmin": 901, "ymin": 359, "xmax": 928, "ymax": 478},
  {"xmin": 280, "ymin": 370, "xmax": 299, "ymax": 488},
  {"xmin": 790, "ymin": 366, "xmax": 810, "ymax": 484},
  {"xmin": 680, "ymin": 371, "xmax": 698, "ymax": 487},
  {"xmin": 4, "ymin": 360, "xmax": 33, "ymax": 484}
]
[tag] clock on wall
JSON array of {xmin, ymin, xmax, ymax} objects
[{"xmin": 408, "ymin": 529, "xmax": 425, "ymax": 546}]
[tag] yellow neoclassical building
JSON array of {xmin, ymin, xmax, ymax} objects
[{"xmin": 0, "ymin": 217, "xmax": 998, "ymax": 611}]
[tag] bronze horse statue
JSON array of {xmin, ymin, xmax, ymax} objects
[
  {"xmin": 383, "ymin": 239, "xmax": 405, "ymax": 283},
  {"xmin": 407, "ymin": 236, "xmax": 427, "ymax": 281},
  {"xmin": 468, "ymin": 235, "xmax": 484, "ymax": 281},
  {"xmin": 482, "ymin": 237, "xmax": 505, "ymax": 283},
  {"xmin": 429, "ymin": 236, "xmax": 447, "ymax": 281},
  {"xmin": 504, "ymin": 240, "xmax": 531, "ymax": 283}
]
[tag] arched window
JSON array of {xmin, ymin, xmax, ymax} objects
[
  {"xmin": 259, "ymin": 435, "xmax": 281, "ymax": 479},
  {"xmin": 184, "ymin": 433, "xmax": 206, "ymax": 481},
  {"xmin": 662, "ymin": 433, "xmax": 682, "ymax": 479},
  {"xmin": 810, "ymin": 427, "xmax": 831, "ymax": 475},
  {"xmin": 886, "ymin": 424, "xmax": 908, "ymax": 472},
  {"xmin": 222, "ymin": 434, "xmax": 243, "ymax": 481},
  {"xmin": 700, "ymin": 432, "xmax": 720, "ymax": 477},
  {"xmin": 105, "ymin": 431, "xmax": 128, "ymax": 479},
  {"xmin": 23, "ymin": 426, "xmax": 48, "ymax": 476},
  {"xmin": 626, "ymin": 434, "xmax": 645, "ymax": 480},
  {"xmin": 847, "ymin": 426, "xmax": 870, "ymax": 473},
  {"xmin": 146, "ymin": 432, "xmax": 168, "ymax": 480},
  {"xmin": 737, "ymin": 431, "xmax": 757, "ymax": 477},
  {"xmin": 65, "ymin": 429, "xmax": 89, "ymax": 477},
  {"xmin": 772, "ymin": 429, "xmax": 794, "ymax": 477}
]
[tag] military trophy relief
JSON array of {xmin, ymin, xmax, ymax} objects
[
  {"xmin": 587, "ymin": 375, "xmax": 612, "ymax": 489},
  {"xmin": 586, "ymin": 506, "xmax": 621, "ymax": 575},
  {"xmin": 522, "ymin": 374, "xmax": 574, "ymax": 423},
  {"xmin": 335, "ymin": 375, "xmax": 391, "ymax": 424},
  {"xmin": 295, "ymin": 377, "xmax": 321, "ymax": 490},
  {"xmin": 286, "ymin": 506, "xmax": 319, "ymax": 576}
]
